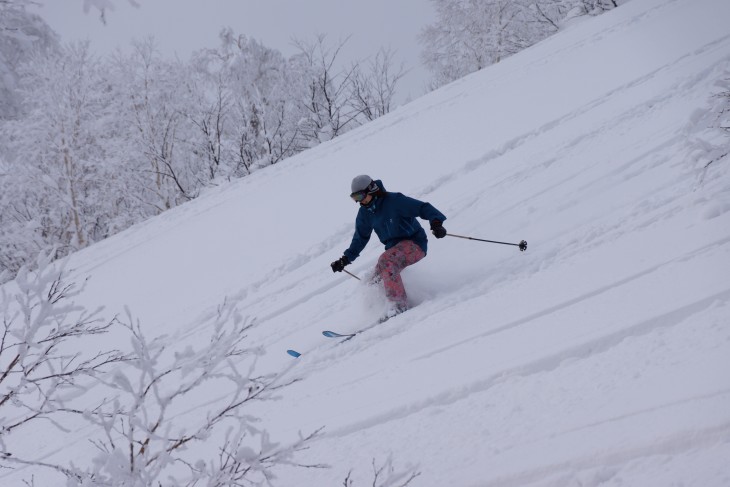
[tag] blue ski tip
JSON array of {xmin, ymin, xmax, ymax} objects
[
  {"xmin": 323, "ymin": 330, "xmax": 354, "ymax": 338},
  {"xmin": 286, "ymin": 349, "xmax": 301, "ymax": 358}
]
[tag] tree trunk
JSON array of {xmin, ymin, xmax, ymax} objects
[{"xmin": 61, "ymin": 132, "xmax": 85, "ymax": 248}]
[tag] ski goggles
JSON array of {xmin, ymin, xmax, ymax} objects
[{"xmin": 350, "ymin": 190, "xmax": 369, "ymax": 202}]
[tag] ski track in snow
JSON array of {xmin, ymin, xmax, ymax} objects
[
  {"xmin": 414, "ymin": 238, "xmax": 730, "ymax": 362},
  {"xmin": 317, "ymin": 280, "xmax": 730, "ymax": 439},
  {"xmin": 478, "ymin": 422, "xmax": 730, "ymax": 487},
  {"xmin": 284, "ymin": 297, "xmax": 730, "ymax": 485}
]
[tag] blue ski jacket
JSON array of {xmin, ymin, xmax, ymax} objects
[{"xmin": 343, "ymin": 181, "xmax": 447, "ymax": 263}]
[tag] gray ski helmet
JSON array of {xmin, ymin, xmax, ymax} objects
[{"xmin": 350, "ymin": 175, "xmax": 378, "ymax": 195}]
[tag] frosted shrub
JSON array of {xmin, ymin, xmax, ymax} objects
[
  {"xmin": 0, "ymin": 257, "xmax": 323, "ymax": 485},
  {"xmin": 687, "ymin": 73, "xmax": 730, "ymax": 178},
  {"xmin": 63, "ymin": 301, "xmax": 323, "ymax": 486},
  {"xmin": 343, "ymin": 456, "xmax": 421, "ymax": 487},
  {"xmin": 0, "ymin": 252, "xmax": 124, "ymax": 461}
]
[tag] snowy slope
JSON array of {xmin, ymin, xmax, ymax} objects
[{"xmin": 3, "ymin": 0, "xmax": 730, "ymax": 485}]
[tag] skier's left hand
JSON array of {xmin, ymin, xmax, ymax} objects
[{"xmin": 430, "ymin": 220, "xmax": 447, "ymax": 239}]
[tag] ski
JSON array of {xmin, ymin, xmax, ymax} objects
[
  {"xmin": 286, "ymin": 328, "xmax": 366, "ymax": 357},
  {"xmin": 287, "ymin": 317, "xmax": 393, "ymax": 358},
  {"xmin": 322, "ymin": 330, "xmax": 356, "ymax": 338},
  {"xmin": 322, "ymin": 319, "xmax": 385, "ymax": 341}
]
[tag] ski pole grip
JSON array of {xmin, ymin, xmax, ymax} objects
[{"xmin": 447, "ymin": 233, "xmax": 527, "ymax": 251}]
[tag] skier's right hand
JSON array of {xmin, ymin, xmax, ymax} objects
[
  {"xmin": 330, "ymin": 256, "xmax": 350, "ymax": 273},
  {"xmin": 430, "ymin": 219, "xmax": 447, "ymax": 239}
]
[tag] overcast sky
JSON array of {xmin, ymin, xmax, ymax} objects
[{"xmin": 29, "ymin": 0, "xmax": 436, "ymax": 103}]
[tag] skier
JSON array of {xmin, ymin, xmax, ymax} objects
[{"xmin": 330, "ymin": 175, "xmax": 447, "ymax": 318}]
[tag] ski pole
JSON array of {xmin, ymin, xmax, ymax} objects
[
  {"xmin": 344, "ymin": 269, "xmax": 361, "ymax": 280},
  {"xmin": 447, "ymin": 233, "xmax": 528, "ymax": 252}
]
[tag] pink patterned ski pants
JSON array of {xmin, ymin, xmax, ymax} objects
[{"xmin": 373, "ymin": 240, "xmax": 425, "ymax": 310}]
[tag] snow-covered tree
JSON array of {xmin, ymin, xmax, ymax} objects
[
  {"xmin": 420, "ymin": 0, "xmax": 627, "ymax": 89},
  {"xmin": 0, "ymin": 253, "xmax": 124, "ymax": 462},
  {"xmin": 342, "ymin": 457, "xmax": 421, "ymax": 487},
  {"xmin": 349, "ymin": 47, "xmax": 407, "ymax": 122},
  {"xmin": 0, "ymin": 257, "xmax": 325, "ymax": 485},
  {"xmin": 58, "ymin": 304, "xmax": 324, "ymax": 486},
  {"xmin": 572, "ymin": 0, "xmax": 619, "ymax": 15},
  {"xmin": 689, "ymin": 73, "xmax": 730, "ymax": 176},
  {"xmin": 181, "ymin": 64, "xmax": 233, "ymax": 180},
  {"xmin": 0, "ymin": 26, "xmax": 405, "ymax": 283},
  {"xmin": 223, "ymin": 31, "xmax": 308, "ymax": 168},
  {"xmin": 710, "ymin": 78, "xmax": 730, "ymax": 138},
  {"xmin": 192, "ymin": 29, "xmax": 309, "ymax": 176},
  {"xmin": 419, "ymin": 0, "xmax": 522, "ymax": 88},
  {"xmin": 107, "ymin": 39, "xmax": 200, "ymax": 211},
  {"xmin": 0, "ymin": 0, "xmax": 58, "ymax": 120},
  {"xmin": 1, "ymin": 41, "xmax": 119, "ymax": 276},
  {"xmin": 292, "ymin": 35, "xmax": 364, "ymax": 143}
]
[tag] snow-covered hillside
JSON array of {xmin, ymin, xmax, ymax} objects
[{"xmin": 3, "ymin": 0, "xmax": 730, "ymax": 484}]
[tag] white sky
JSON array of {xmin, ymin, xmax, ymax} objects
[{"xmin": 29, "ymin": 0, "xmax": 436, "ymax": 103}]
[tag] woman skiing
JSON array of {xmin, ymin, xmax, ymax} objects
[{"xmin": 330, "ymin": 175, "xmax": 447, "ymax": 318}]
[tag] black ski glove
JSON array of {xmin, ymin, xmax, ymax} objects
[
  {"xmin": 330, "ymin": 256, "xmax": 351, "ymax": 273},
  {"xmin": 430, "ymin": 220, "xmax": 447, "ymax": 239}
]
